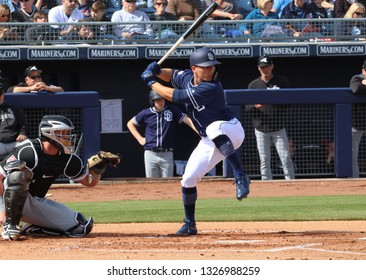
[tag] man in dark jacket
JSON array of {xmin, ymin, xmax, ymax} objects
[{"xmin": 0, "ymin": 71, "xmax": 28, "ymax": 158}]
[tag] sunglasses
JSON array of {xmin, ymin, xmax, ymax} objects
[
  {"xmin": 125, "ymin": 0, "xmax": 136, "ymax": 3},
  {"xmin": 30, "ymin": 75, "xmax": 41, "ymax": 79},
  {"xmin": 354, "ymin": 12, "xmax": 364, "ymax": 16},
  {"xmin": 155, "ymin": 2, "xmax": 167, "ymax": 5},
  {"xmin": 20, "ymin": 0, "xmax": 30, "ymax": 2}
]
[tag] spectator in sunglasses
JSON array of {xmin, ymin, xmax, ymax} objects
[
  {"xmin": 336, "ymin": 2, "xmax": 366, "ymax": 41},
  {"xmin": 111, "ymin": 0, "xmax": 153, "ymax": 39},
  {"xmin": 334, "ymin": 0, "xmax": 366, "ymax": 18},
  {"xmin": 150, "ymin": 0, "xmax": 180, "ymax": 39},
  {"xmin": 7, "ymin": 66, "xmax": 64, "ymax": 93},
  {"xmin": 0, "ymin": 4, "xmax": 21, "ymax": 41}
]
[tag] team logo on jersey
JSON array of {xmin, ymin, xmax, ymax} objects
[{"xmin": 164, "ymin": 110, "xmax": 173, "ymax": 121}]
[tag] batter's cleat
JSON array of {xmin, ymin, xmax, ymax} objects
[
  {"xmin": 176, "ymin": 221, "xmax": 197, "ymax": 236},
  {"xmin": 235, "ymin": 174, "xmax": 250, "ymax": 200},
  {"xmin": 2, "ymin": 223, "xmax": 21, "ymax": 241}
]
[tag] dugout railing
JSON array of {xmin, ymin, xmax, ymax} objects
[
  {"xmin": 4, "ymin": 92, "xmax": 101, "ymax": 169},
  {"xmin": 224, "ymin": 88, "xmax": 366, "ymax": 179}
]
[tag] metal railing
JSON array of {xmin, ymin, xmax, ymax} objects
[{"xmin": 0, "ymin": 18, "xmax": 365, "ymax": 46}]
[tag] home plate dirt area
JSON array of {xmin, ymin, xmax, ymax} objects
[{"xmin": 1, "ymin": 178, "xmax": 366, "ymax": 260}]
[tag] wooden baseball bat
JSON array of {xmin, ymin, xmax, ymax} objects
[{"xmin": 157, "ymin": 2, "xmax": 218, "ymax": 65}]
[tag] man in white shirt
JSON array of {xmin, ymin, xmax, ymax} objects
[
  {"xmin": 48, "ymin": 0, "xmax": 84, "ymax": 38},
  {"xmin": 111, "ymin": 0, "xmax": 153, "ymax": 39}
]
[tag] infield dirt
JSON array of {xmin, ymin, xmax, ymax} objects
[{"xmin": 1, "ymin": 178, "xmax": 366, "ymax": 260}]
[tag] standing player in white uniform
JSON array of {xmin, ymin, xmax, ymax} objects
[{"xmin": 141, "ymin": 47, "xmax": 250, "ymax": 235}]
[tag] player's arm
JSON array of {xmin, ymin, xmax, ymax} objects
[
  {"xmin": 151, "ymin": 83, "xmax": 174, "ymax": 102},
  {"xmin": 182, "ymin": 115, "xmax": 199, "ymax": 135},
  {"xmin": 76, "ymin": 173, "xmax": 101, "ymax": 187},
  {"xmin": 127, "ymin": 118, "xmax": 146, "ymax": 146},
  {"xmin": 156, "ymin": 68, "xmax": 173, "ymax": 82},
  {"xmin": 43, "ymin": 85, "xmax": 64, "ymax": 93},
  {"xmin": 11, "ymin": 86, "xmax": 32, "ymax": 93},
  {"xmin": 142, "ymin": 62, "xmax": 175, "ymax": 101}
]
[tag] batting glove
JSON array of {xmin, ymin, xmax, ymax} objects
[
  {"xmin": 146, "ymin": 61, "xmax": 161, "ymax": 76},
  {"xmin": 141, "ymin": 70, "xmax": 156, "ymax": 87}
]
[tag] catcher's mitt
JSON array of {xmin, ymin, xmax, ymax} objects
[{"xmin": 87, "ymin": 151, "xmax": 121, "ymax": 175}]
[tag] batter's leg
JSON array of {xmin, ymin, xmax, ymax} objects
[{"xmin": 177, "ymin": 138, "xmax": 219, "ymax": 235}]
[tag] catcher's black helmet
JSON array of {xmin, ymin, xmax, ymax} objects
[
  {"xmin": 39, "ymin": 115, "xmax": 76, "ymax": 154},
  {"xmin": 189, "ymin": 47, "xmax": 221, "ymax": 67}
]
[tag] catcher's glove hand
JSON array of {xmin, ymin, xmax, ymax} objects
[{"xmin": 87, "ymin": 151, "xmax": 121, "ymax": 175}]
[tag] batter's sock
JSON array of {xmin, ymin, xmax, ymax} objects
[
  {"xmin": 213, "ymin": 135, "xmax": 245, "ymax": 176},
  {"xmin": 226, "ymin": 153, "xmax": 245, "ymax": 177},
  {"xmin": 182, "ymin": 187, "xmax": 197, "ymax": 223}
]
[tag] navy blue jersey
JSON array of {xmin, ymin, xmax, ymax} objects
[
  {"xmin": 0, "ymin": 139, "xmax": 87, "ymax": 198},
  {"xmin": 133, "ymin": 104, "xmax": 186, "ymax": 150},
  {"xmin": 171, "ymin": 69, "xmax": 235, "ymax": 137}
]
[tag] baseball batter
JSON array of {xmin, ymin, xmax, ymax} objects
[
  {"xmin": 0, "ymin": 115, "xmax": 119, "ymax": 241},
  {"xmin": 141, "ymin": 47, "xmax": 250, "ymax": 235}
]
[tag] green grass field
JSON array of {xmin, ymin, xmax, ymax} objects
[{"xmin": 65, "ymin": 195, "xmax": 366, "ymax": 223}]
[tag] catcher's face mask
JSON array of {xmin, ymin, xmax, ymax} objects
[
  {"xmin": 52, "ymin": 129, "xmax": 76, "ymax": 154},
  {"xmin": 39, "ymin": 115, "xmax": 77, "ymax": 154}
]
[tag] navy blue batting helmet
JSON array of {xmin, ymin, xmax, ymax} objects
[
  {"xmin": 149, "ymin": 90, "xmax": 163, "ymax": 106},
  {"xmin": 189, "ymin": 47, "xmax": 221, "ymax": 67}
]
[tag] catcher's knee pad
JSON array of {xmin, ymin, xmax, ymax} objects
[
  {"xmin": 66, "ymin": 213, "xmax": 94, "ymax": 237},
  {"xmin": 4, "ymin": 160, "xmax": 32, "ymax": 226}
]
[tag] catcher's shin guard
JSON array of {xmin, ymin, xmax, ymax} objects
[{"xmin": 4, "ymin": 160, "xmax": 32, "ymax": 228}]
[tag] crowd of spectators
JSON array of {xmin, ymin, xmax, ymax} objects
[{"xmin": 0, "ymin": 0, "xmax": 365, "ymax": 43}]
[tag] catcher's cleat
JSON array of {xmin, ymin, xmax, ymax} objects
[
  {"xmin": 176, "ymin": 221, "xmax": 197, "ymax": 236},
  {"xmin": 2, "ymin": 223, "xmax": 21, "ymax": 241},
  {"xmin": 235, "ymin": 174, "xmax": 250, "ymax": 201},
  {"xmin": 20, "ymin": 224, "xmax": 48, "ymax": 236}
]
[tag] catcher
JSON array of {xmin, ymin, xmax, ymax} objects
[{"xmin": 0, "ymin": 115, "xmax": 120, "ymax": 240}]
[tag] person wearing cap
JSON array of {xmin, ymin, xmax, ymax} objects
[
  {"xmin": 111, "ymin": 0, "xmax": 154, "ymax": 39},
  {"xmin": 127, "ymin": 90, "xmax": 196, "ymax": 178},
  {"xmin": 246, "ymin": 55, "xmax": 295, "ymax": 180},
  {"xmin": 7, "ymin": 66, "xmax": 64, "ymax": 93},
  {"xmin": 140, "ymin": 47, "xmax": 251, "ymax": 236},
  {"xmin": 0, "ymin": 70, "xmax": 28, "ymax": 158},
  {"xmin": 349, "ymin": 59, "xmax": 366, "ymax": 177}
]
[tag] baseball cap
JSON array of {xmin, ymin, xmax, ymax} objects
[
  {"xmin": 258, "ymin": 55, "xmax": 273, "ymax": 67},
  {"xmin": 24, "ymin": 66, "xmax": 42, "ymax": 77},
  {"xmin": 363, "ymin": 60, "xmax": 366, "ymax": 69}
]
